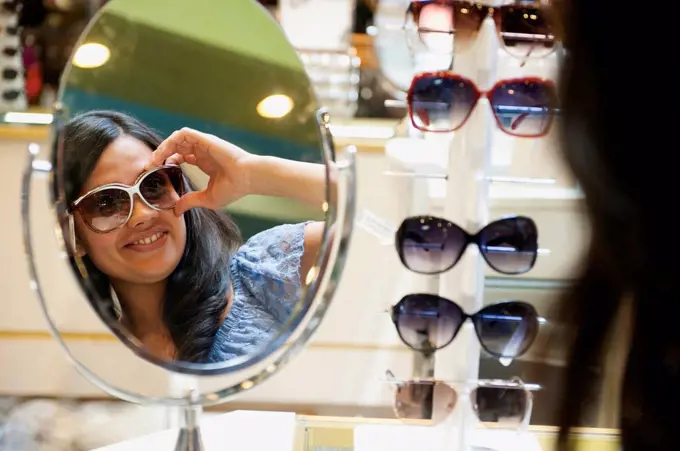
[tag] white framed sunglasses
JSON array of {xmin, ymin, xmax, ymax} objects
[{"xmin": 67, "ymin": 165, "xmax": 185, "ymax": 247}]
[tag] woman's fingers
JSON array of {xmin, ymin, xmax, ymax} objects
[
  {"xmin": 174, "ymin": 190, "xmax": 214, "ymax": 216},
  {"xmin": 151, "ymin": 128, "xmax": 211, "ymax": 166},
  {"xmin": 165, "ymin": 153, "xmax": 198, "ymax": 166}
]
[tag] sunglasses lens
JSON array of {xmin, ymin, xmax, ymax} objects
[
  {"xmin": 410, "ymin": 75, "xmax": 476, "ymax": 132},
  {"xmin": 415, "ymin": 2, "xmax": 482, "ymax": 54},
  {"xmin": 3, "ymin": 68, "xmax": 18, "ymax": 79},
  {"xmin": 500, "ymin": 6, "xmax": 554, "ymax": 58},
  {"xmin": 472, "ymin": 386, "xmax": 528, "ymax": 426},
  {"xmin": 397, "ymin": 216, "xmax": 466, "ymax": 274},
  {"xmin": 491, "ymin": 80, "xmax": 556, "ymax": 137},
  {"xmin": 394, "ymin": 381, "xmax": 457, "ymax": 424},
  {"xmin": 140, "ymin": 167, "xmax": 183, "ymax": 209},
  {"xmin": 394, "ymin": 294, "xmax": 463, "ymax": 352},
  {"xmin": 79, "ymin": 189, "xmax": 131, "ymax": 232},
  {"xmin": 2, "ymin": 90, "xmax": 20, "ymax": 101},
  {"xmin": 473, "ymin": 301, "xmax": 539, "ymax": 357},
  {"xmin": 417, "ymin": 3, "xmax": 454, "ymax": 53},
  {"xmin": 478, "ymin": 217, "xmax": 538, "ymax": 274}
]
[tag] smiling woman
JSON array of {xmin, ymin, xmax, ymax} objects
[
  {"xmin": 34, "ymin": 0, "xmax": 347, "ymax": 376},
  {"xmin": 61, "ymin": 110, "xmax": 330, "ymax": 364}
]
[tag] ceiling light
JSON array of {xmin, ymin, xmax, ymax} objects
[
  {"xmin": 256, "ymin": 94, "xmax": 294, "ymax": 119},
  {"xmin": 72, "ymin": 43, "xmax": 110, "ymax": 69}
]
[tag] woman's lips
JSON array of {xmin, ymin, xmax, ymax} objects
[{"xmin": 125, "ymin": 231, "xmax": 168, "ymax": 252}]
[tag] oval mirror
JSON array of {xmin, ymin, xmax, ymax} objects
[{"xmin": 45, "ymin": 0, "xmax": 340, "ymax": 375}]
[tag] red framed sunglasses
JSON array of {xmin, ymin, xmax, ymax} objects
[
  {"xmin": 406, "ymin": 0, "xmax": 556, "ymax": 58},
  {"xmin": 407, "ymin": 71, "xmax": 557, "ymax": 137}
]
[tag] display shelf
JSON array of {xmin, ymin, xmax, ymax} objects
[
  {"xmin": 297, "ymin": 415, "xmax": 620, "ymax": 451},
  {"xmin": 89, "ymin": 410, "xmax": 621, "ymax": 451},
  {"xmin": 0, "ymin": 112, "xmax": 399, "ymax": 152}
]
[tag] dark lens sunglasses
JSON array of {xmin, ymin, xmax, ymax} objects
[
  {"xmin": 2, "ymin": 47, "xmax": 18, "ymax": 57},
  {"xmin": 386, "ymin": 370, "xmax": 534, "ymax": 426},
  {"xmin": 1, "ymin": 25, "xmax": 19, "ymax": 36},
  {"xmin": 391, "ymin": 294, "xmax": 539, "ymax": 357},
  {"xmin": 2, "ymin": 67, "xmax": 18, "ymax": 80},
  {"xmin": 1, "ymin": 0, "xmax": 20, "ymax": 12},
  {"xmin": 406, "ymin": 0, "xmax": 555, "ymax": 58},
  {"xmin": 408, "ymin": 72, "xmax": 557, "ymax": 137},
  {"xmin": 396, "ymin": 215, "xmax": 539, "ymax": 276},
  {"xmin": 2, "ymin": 89, "xmax": 21, "ymax": 101},
  {"xmin": 69, "ymin": 165, "xmax": 185, "ymax": 234}
]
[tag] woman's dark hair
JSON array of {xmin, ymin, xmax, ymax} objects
[
  {"xmin": 552, "ymin": 1, "xmax": 676, "ymax": 449},
  {"xmin": 60, "ymin": 110, "xmax": 241, "ymax": 363}
]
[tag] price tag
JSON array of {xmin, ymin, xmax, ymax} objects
[{"xmin": 355, "ymin": 209, "xmax": 396, "ymax": 245}]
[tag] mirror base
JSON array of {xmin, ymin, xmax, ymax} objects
[
  {"xmin": 174, "ymin": 424, "xmax": 204, "ymax": 451},
  {"xmin": 175, "ymin": 392, "xmax": 204, "ymax": 451}
]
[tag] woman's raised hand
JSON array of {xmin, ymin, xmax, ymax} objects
[{"xmin": 149, "ymin": 128, "xmax": 254, "ymax": 216}]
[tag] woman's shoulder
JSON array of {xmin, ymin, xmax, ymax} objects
[
  {"xmin": 206, "ymin": 223, "xmax": 311, "ymax": 363},
  {"xmin": 207, "ymin": 287, "xmax": 281, "ymax": 363},
  {"xmin": 232, "ymin": 222, "xmax": 309, "ymax": 283}
]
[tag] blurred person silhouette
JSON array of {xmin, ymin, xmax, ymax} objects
[{"xmin": 549, "ymin": 1, "xmax": 678, "ymax": 450}]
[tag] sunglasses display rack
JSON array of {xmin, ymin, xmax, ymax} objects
[
  {"xmin": 357, "ymin": 1, "xmax": 560, "ymax": 451},
  {"xmin": 0, "ymin": 1, "xmax": 27, "ymax": 113},
  {"xmin": 429, "ymin": 17, "xmax": 502, "ymax": 451}
]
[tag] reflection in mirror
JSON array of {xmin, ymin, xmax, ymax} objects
[{"xmin": 52, "ymin": 0, "xmax": 335, "ymax": 369}]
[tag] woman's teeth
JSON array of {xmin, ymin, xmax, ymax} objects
[{"xmin": 131, "ymin": 232, "xmax": 165, "ymax": 245}]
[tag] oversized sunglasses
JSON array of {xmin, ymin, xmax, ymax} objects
[
  {"xmin": 0, "ymin": 25, "xmax": 19, "ymax": 36},
  {"xmin": 391, "ymin": 295, "xmax": 539, "ymax": 357},
  {"xmin": 2, "ymin": 89, "xmax": 21, "ymax": 101},
  {"xmin": 396, "ymin": 215, "xmax": 539, "ymax": 276},
  {"xmin": 386, "ymin": 370, "xmax": 536, "ymax": 427},
  {"xmin": 1, "ymin": 0, "xmax": 20, "ymax": 13},
  {"xmin": 69, "ymin": 165, "xmax": 185, "ymax": 234},
  {"xmin": 408, "ymin": 72, "xmax": 557, "ymax": 137},
  {"xmin": 406, "ymin": 0, "xmax": 555, "ymax": 57},
  {"xmin": 2, "ymin": 47, "xmax": 18, "ymax": 57},
  {"xmin": 2, "ymin": 67, "xmax": 18, "ymax": 80}
]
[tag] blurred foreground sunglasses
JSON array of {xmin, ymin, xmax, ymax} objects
[
  {"xmin": 408, "ymin": 72, "xmax": 557, "ymax": 137},
  {"xmin": 391, "ymin": 294, "xmax": 539, "ymax": 357},
  {"xmin": 396, "ymin": 215, "xmax": 538, "ymax": 275},
  {"xmin": 2, "ymin": 89, "xmax": 21, "ymax": 101},
  {"xmin": 2, "ymin": 67, "xmax": 18, "ymax": 80},
  {"xmin": 69, "ymin": 165, "xmax": 185, "ymax": 234},
  {"xmin": 406, "ymin": 0, "xmax": 555, "ymax": 57},
  {"xmin": 0, "ymin": 25, "xmax": 19, "ymax": 36},
  {"xmin": 1, "ymin": 0, "xmax": 20, "ymax": 13},
  {"xmin": 2, "ymin": 47, "xmax": 18, "ymax": 57},
  {"xmin": 386, "ymin": 370, "xmax": 536, "ymax": 427}
]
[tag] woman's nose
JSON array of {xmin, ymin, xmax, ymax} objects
[{"xmin": 127, "ymin": 195, "xmax": 159, "ymax": 228}]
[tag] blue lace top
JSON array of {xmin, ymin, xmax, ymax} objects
[{"xmin": 207, "ymin": 222, "xmax": 308, "ymax": 363}]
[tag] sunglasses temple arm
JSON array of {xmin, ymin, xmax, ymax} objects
[{"xmin": 68, "ymin": 215, "xmax": 76, "ymax": 255}]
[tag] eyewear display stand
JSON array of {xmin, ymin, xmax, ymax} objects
[
  {"xmin": 428, "ymin": 12, "xmax": 499, "ymax": 451},
  {"xmin": 382, "ymin": 4, "xmax": 532, "ymax": 451}
]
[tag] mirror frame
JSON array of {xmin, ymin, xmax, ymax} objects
[{"xmin": 19, "ymin": 0, "xmax": 358, "ymax": 405}]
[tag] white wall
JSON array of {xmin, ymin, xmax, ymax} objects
[{"xmin": 0, "ymin": 127, "xmax": 587, "ymax": 415}]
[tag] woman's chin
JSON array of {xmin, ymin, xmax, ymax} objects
[{"xmin": 125, "ymin": 261, "xmax": 179, "ymax": 284}]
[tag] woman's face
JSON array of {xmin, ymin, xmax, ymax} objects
[{"xmin": 74, "ymin": 135, "xmax": 187, "ymax": 285}]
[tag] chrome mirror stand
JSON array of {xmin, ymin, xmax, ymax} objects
[{"xmin": 175, "ymin": 390, "xmax": 204, "ymax": 451}]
